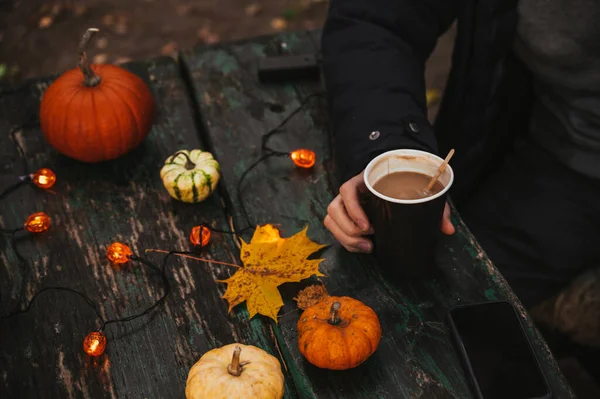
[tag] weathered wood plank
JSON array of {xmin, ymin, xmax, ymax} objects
[
  {"xmin": 182, "ymin": 30, "xmax": 575, "ymax": 398},
  {"xmin": 0, "ymin": 57, "xmax": 297, "ymax": 399}
]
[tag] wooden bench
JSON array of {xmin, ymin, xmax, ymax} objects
[{"xmin": 0, "ymin": 30, "xmax": 576, "ymax": 398}]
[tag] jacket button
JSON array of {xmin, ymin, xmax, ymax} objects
[
  {"xmin": 369, "ymin": 131, "xmax": 380, "ymax": 140},
  {"xmin": 409, "ymin": 122, "xmax": 420, "ymax": 133}
]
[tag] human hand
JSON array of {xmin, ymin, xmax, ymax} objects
[
  {"xmin": 324, "ymin": 172, "xmax": 455, "ymax": 253},
  {"xmin": 324, "ymin": 173, "xmax": 373, "ymax": 253}
]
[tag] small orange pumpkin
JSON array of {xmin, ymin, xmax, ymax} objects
[
  {"xmin": 40, "ymin": 28, "xmax": 155, "ymax": 163},
  {"xmin": 297, "ymin": 296, "xmax": 381, "ymax": 370}
]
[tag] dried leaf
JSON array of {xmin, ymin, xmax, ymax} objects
[
  {"xmin": 115, "ymin": 20, "xmax": 128, "ymax": 35},
  {"xmin": 50, "ymin": 4, "xmax": 62, "ymax": 16},
  {"xmin": 160, "ymin": 41, "xmax": 178, "ymax": 57},
  {"xmin": 177, "ymin": 4, "xmax": 193, "ymax": 16},
  {"xmin": 73, "ymin": 5, "xmax": 87, "ymax": 17},
  {"xmin": 115, "ymin": 24, "xmax": 126, "ymax": 34},
  {"xmin": 270, "ymin": 17, "xmax": 287, "ymax": 31},
  {"xmin": 206, "ymin": 34, "xmax": 220, "ymax": 44},
  {"xmin": 245, "ymin": 4, "xmax": 262, "ymax": 16},
  {"xmin": 219, "ymin": 225, "xmax": 326, "ymax": 322},
  {"xmin": 39, "ymin": 16, "xmax": 53, "ymax": 29},
  {"xmin": 95, "ymin": 37, "xmax": 108, "ymax": 49},
  {"xmin": 197, "ymin": 27, "xmax": 219, "ymax": 44},
  {"xmin": 197, "ymin": 26, "xmax": 210, "ymax": 39},
  {"xmin": 426, "ymin": 88, "xmax": 441, "ymax": 106},
  {"xmin": 294, "ymin": 284, "xmax": 329, "ymax": 310},
  {"xmin": 92, "ymin": 53, "xmax": 108, "ymax": 64},
  {"xmin": 114, "ymin": 56, "xmax": 132, "ymax": 65},
  {"xmin": 102, "ymin": 14, "xmax": 115, "ymax": 26}
]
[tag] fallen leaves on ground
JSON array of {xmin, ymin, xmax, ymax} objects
[
  {"xmin": 245, "ymin": 4, "xmax": 262, "ymax": 16},
  {"xmin": 271, "ymin": 18, "xmax": 287, "ymax": 31},
  {"xmin": 92, "ymin": 53, "xmax": 108, "ymax": 64},
  {"xmin": 220, "ymin": 224, "xmax": 326, "ymax": 322},
  {"xmin": 197, "ymin": 27, "xmax": 219, "ymax": 44},
  {"xmin": 294, "ymin": 284, "xmax": 329, "ymax": 310},
  {"xmin": 39, "ymin": 16, "xmax": 53, "ymax": 29},
  {"xmin": 114, "ymin": 56, "xmax": 132, "ymax": 65},
  {"xmin": 102, "ymin": 14, "xmax": 115, "ymax": 26},
  {"xmin": 115, "ymin": 15, "xmax": 128, "ymax": 35},
  {"xmin": 95, "ymin": 37, "xmax": 108, "ymax": 49},
  {"xmin": 160, "ymin": 41, "xmax": 178, "ymax": 58},
  {"xmin": 73, "ymin": 5, "xmax": 87, "ymax": 17}
]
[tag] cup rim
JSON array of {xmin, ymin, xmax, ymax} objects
[{"xmin": 363, "ymin": 149, "xmax": 454, "ymax": 204}]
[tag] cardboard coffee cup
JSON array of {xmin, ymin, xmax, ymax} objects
[{"xmin": 363, "ymin": 149, "xmax": 454, "ymax": 278}]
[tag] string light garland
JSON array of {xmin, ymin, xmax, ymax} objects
[
  {"xmin": 180, "ymin": 95, "xmax": 327, "ymax": 244},
  {"xmin": 31, "ymin": 168, "xmax": 57, "ymax": 189},
  {"xmin": 231, "ymin": 92, "xmax": 326, "ymax": 229},
  {"xmin": 290, "ymin": 149, "xmax": 316, "ymax": 169},
  {"xmin": 0, "ymin": 167, "xmax": 56, "ymax": 200},
  {"xmin": 24, "ymin": 212, "xmax": 52, "ymax": 233},
  {"xmin": 83, "ymin": 331, "xmax": 107, "ymax": 357},
  {"xmin": 2, "ymin": 237, "xmax": 177, "ymax": 357},
  {"xmin": 190, "ymin": 225, "xmax": 211, "ymax": 248},
  {"xmin": 1, "ymin": 89, "xmax": 328, "ymax": 359},
  {"xmin": 106, "ymin": 242, "xmax": 134, "ymax": 264}
]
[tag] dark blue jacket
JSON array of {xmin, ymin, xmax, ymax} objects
[{"xmin": 322, "ymin": 0, "xmax": 533, "ymax": 206}]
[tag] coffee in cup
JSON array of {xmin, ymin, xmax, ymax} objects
[{"xmin": 363, "ymin": 149, "xmax": 454, "ymax": 279}]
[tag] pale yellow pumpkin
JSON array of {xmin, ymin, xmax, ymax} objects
[
  {"xmin": 185, "ymin": 343, "xmax": 284, "ymax": 399},
  {"xmin": 160, "ymin": 149, "xmax": 220, "ymax": 203}
]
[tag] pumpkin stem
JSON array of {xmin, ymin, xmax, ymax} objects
[
  {"xmin": 78, "ymin": 28, "xmax": 101, "ymax": 87},
  {"xmin": 227, "ymin": 346, "xmax": 251, "ymax": 377},
  {"xmin": 170, "ymin": 151, "xmax": 196, "ymax": 170},
  {"xmin": 328, "ymin": 301, "xmax": 342, "ymax": 325}
]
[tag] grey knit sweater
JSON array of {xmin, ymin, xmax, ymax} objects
[{"xmin": 514, "ymin": 0, "xmax": 600, "ymax": 178}]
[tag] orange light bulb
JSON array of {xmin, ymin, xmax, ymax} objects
[
  {"xmin": 290, "ymin": 149, "xmax": 316, "ymax": 168},
  {"xmin": 31, "ymin": 168, "xmax": 56, "ymax": 189},
  {"xmin": 107, "ymin": 242, "xmax": 133, "ymax": 264},
  {"xmin": 83, "ymin": 331, "xmax": 107, "ymax": 356},
  {"xmin": 24, "ymin": 212, "xmax": 51, "ymax": 233},
  {"xmin": 190, "ymin": 226, "xmax": 211, "ymax": 247}
]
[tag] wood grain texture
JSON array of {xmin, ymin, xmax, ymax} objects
[
  {"xmin": 181, "ymin": 30, "xmax": 576, "ymax": 399},
  {"xmin": 0, "ymin": 57, "xmax": 297, "ymax": 399}
]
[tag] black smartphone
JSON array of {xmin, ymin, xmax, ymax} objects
[{"xmin": 447, "ymin": 301, "xmax": 552, "ymax": 399}]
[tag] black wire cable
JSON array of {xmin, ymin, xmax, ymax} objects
[
  {"xmin": 0, "ymin": 88, "xmax": 328, "ymax": 343},
  {"xmin": 100, "ymin": 253, "xmax": 174, "ymax": 330},
  {"xmin": 0, "ymin": 121, "xmax": 38, "ymax": 201},
  {"xmin": 202, "ymin": 92, "xmax": 326, "ymax": 233},
  {"xmin": 260, "ymin": 92, "xmax": 325, "ymax": 154},
  {"xmin": 0, "ymin": 178, "xmax": 30, "ymax": 200},
  {"xmin": 0, "ymin": 164, "xmax": 173, "ymax": 331},
  {"xmin": 4, "ymin": 286, "xmax": 103, "ymax": 321},
  {"xmin": 236, "ymin": 152, "xmax": 290, "ymax": 229},
  {"xmin": 2, "ymin": 239, "xmax": 176, "ymax": 333}
]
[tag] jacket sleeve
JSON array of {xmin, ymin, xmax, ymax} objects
[{"xmin": 321, "ymin": 0, "xmax": 457, "ymax": 183}]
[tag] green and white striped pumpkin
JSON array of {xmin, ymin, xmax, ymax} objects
[{"xmin": 160, "ymin": 150, "xmax": 220, "ymax": 203}]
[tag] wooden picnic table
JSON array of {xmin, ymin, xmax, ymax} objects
[{"xmin": 0, "ymin": 30, "xmax": 575, "ymax": 399}]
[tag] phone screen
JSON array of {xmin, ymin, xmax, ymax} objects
[{"xmin": 449, "ymin": 301, "xmax": 550, "ymax": 399}]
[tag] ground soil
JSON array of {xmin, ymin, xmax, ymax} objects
[{"xmin": 0, "ymin": 0, "xmax": 454, "ymax": 119}]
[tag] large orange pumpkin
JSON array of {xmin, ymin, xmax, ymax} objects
[
  {"xmin": 297, "ymin": 296, "xmax": 382, "ymax": 370},
  {"xmin": 40, "ymin": 28, "xmax": 155, "ymax": 163}
]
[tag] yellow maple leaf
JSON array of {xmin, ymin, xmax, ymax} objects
[{"xmin": 219, "ymin": 224, "xmax": 326, "ymax": 322}]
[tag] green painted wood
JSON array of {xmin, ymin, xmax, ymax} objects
[
  {"xmin": 181, "ymin": 30, "xmax": 576, "ymax": 398},
  {"xmin": 0, "ymin": 57, "xmax": 297, "ymax": 399}
]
